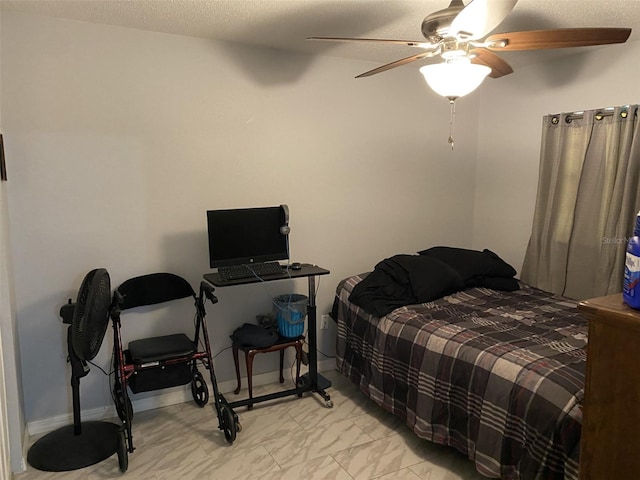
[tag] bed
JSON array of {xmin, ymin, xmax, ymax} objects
[{"xmin": 333, "ymin": 250, "xmax": 587, "ymax": 480}]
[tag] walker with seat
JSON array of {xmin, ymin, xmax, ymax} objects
[{"xmin": 109, "ymin": 272, "xmax": 240, "ymax": 455}]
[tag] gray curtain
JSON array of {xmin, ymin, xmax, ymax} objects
[{"xmin": 521, "ymin": 105, "xmax": 640, "ymax": 300}]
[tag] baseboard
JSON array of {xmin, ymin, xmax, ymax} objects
[{"xmin": 26, "ymin": 361, "xmax": 338, "ymax": 437}]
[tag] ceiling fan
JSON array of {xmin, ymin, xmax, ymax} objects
[
  {"xmin": 308, "ymin": 0, "xmax": 631, "ymax": 148},
  {"xmin": 308, "ymin": 0, "xmax": 631, "ymax": 93}
]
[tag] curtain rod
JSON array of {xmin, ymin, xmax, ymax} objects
[{"xmin": 561, "ymin": 105, "xmax": 638, "ymax": 123}]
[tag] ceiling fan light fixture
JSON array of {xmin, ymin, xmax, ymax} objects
[
  {"xmin": 419, "ymin": 61, "xmax": 491, "ymax": 101},
  {"xmin": 441, "ymin": 46, "xmax": 467, "ymax": 60}
]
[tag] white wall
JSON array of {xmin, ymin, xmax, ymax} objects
[
  {"xmin": 473, "ymin": 41, "xmax": 640, "ymax": 273},
  {"xmin": 0, "ymin": 6, "xmax": 27, "ymax": 474},
  {"xmin": 2, "ymin": 11, "xmax": 480, "ymax": 430}
]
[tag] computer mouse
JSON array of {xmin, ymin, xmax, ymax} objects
[{"xmin": 290, "ymin": 262, "xmax": 302, "ymax": 270}]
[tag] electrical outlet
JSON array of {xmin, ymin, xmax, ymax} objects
[{"xmin": 320, "ymin": 314, "xmax": 329, "ymax": 330}]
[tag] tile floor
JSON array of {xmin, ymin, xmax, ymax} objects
[{"xmin": 17, "ymin": 369, "xmax": 488, "ymax": 480}]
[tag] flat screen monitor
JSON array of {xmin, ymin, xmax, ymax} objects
[{"xmin": 207, "ymin": 205, "xmax": 289, "ymax": 268}]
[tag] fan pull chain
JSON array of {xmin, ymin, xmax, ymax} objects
[{"xmin": 448, "ymin": 99, "xmax": 456, "ymax": 150}]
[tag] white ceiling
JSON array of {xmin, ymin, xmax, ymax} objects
[{"xmin": 2, "ymin": 0, "xmax": 640, "ymax": 74}]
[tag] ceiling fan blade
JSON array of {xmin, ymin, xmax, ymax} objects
[
  {"xmin": 307, "ymin": 36, "xmax": 433, "ymax": 48},
  {"xmin": 470, "ymin": 48, "xmax": 513, "ymax": 78},
  {"xmin": 450, "ymin": 0, "xmax": 518, "ymax": 40},
  {"xmin": 485, "ymin": 28, "xmax": 632, "ymax": 51},
  {"xmin": 356, "ymin": 51, "xmax": 438, "ymax": 78}
]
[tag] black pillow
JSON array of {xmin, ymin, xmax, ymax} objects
[
  {"xmin": 417, "ymin": 246, "xmax": 516, "ymax": 282},
  {"xmin": 479, "ymin": 276, "xmax": 520, "ymax": 291},
  {"xmin": 394, "ymin": 255, "xmax": 465, "ymax": 304}
]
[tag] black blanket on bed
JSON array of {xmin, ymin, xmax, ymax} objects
[{"xmin": 349, "ymin": 247, "xmax": 519, "ymax": 316}]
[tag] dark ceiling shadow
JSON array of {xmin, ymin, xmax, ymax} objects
[
  {"xmin": 212, "ymin": 1, "xmax": 415, "ymax": 85},
  {"xmin": 213, "ymin": 40, "xmax": 317, "ymax": 86}
]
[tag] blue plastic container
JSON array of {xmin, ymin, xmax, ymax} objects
[
  {"xmin": 623, "ymin": 212, "xmax": 640, "ymax": 309},
  {"xmin": 273, "ymin": 294, "xmax": 308, "ymax": 338}
]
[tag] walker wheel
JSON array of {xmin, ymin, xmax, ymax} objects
[
  {"xmin": 221, "ymin": 406, "xmax": 236, "ymax": 444},
  {"xmin": 191, "ymin": 371, "xmax": 209, "ymax": 407},
  {"xmin": 117, "ymin": 428, "xmax": 128, "ymax": 473}
]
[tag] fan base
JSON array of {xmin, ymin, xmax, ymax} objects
[{"xmin": 27, "ymin": 421, "xmax": 120, "ymax": 472}]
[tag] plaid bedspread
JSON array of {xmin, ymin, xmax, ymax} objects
[{"xmin": 335, "ymin": 274, "xmax": 586, "ymax": 480}]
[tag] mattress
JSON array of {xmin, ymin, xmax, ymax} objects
[{"xmin": 334, "ymin": 274, "xmax": 587, "ymax": 480}]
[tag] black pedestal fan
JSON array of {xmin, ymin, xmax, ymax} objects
[{"xmin": 27, "ymin": 268, "xmax": 128, "ymax": 472}]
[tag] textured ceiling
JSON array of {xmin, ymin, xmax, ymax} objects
[{"xmin": 2, "ymin": 0, "xmax": 640, "ymax": 73}]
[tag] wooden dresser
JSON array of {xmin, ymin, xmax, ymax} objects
[{"xmin": 578, "ymin": 294, "xmax": 640, "ymax": 479}]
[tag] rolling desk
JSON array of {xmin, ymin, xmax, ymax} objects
[{"xmin": 203, "ymin": 264, "xmax": 332, "ymax": 413}]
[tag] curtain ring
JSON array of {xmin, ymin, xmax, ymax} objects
[
  {"xmin": 565, "ymin": 115, "xmax": 572, "ymax": 124},
  {"xmin": 551, "ymin": 116, "xmax": 559, "ymax": 125},
  {"xmin": 595, "ymin": 113, "xmax": 604, "ymax": 121},
  {"xmin": 621, "ymin": 111, "xmax": 628, "ymax": 119}
]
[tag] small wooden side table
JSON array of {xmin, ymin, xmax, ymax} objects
[{"xmin": 232, "ymin": 335, "xmax": 304, "ymax": 409}]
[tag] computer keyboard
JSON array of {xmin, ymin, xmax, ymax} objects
[{"xmin": 218, "ymin": 262, "xmax": 284, "ymax": 281}]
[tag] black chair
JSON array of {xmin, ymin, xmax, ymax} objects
[{"xmin": 110, "ymin": 273, "xmax": 235, "ymax": 453}]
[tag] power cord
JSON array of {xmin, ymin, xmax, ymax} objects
[
  {"xmin": 88, "ymin": 359, "xmax": 112, "ymax": 376},
  {"xmin": 213, "ymin": 345, "xmax": 232, "ymax": 359},
  {"xmin": 301, "ymin": 326, "xmax": 336, "ymax": 360},
  {"xmin": 301, "ymin": 339, "xmax": 335, "ymax": 360}
]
